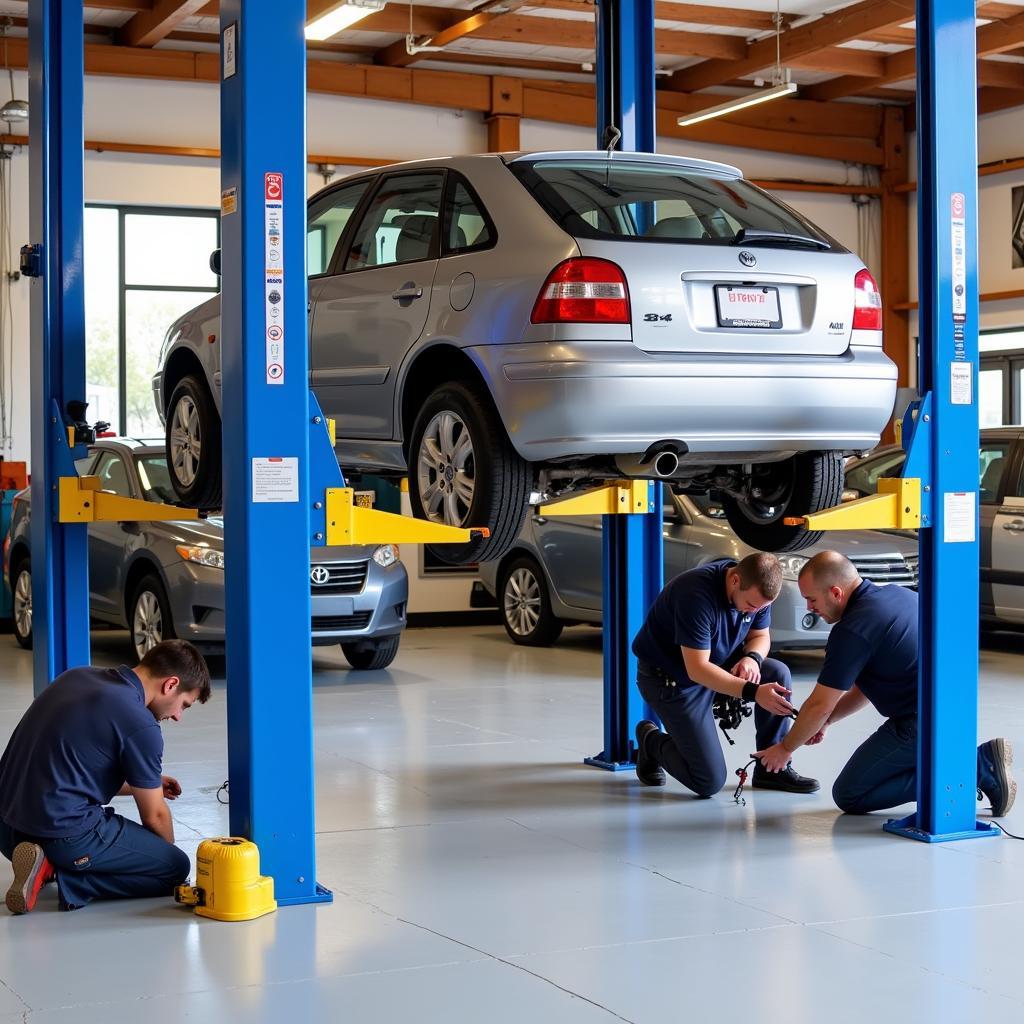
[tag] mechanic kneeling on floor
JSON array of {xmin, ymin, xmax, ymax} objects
[
  {"xmin": 0, "ymin": 639, "xmax": 211, "ymax": 915},
  {"xmin": 632, "ymin": 553, "xmax": 819, "ymax": 797},
  {"xmin": 754, "ymin": 551, "xmax": 1015, "ymax": 817}
]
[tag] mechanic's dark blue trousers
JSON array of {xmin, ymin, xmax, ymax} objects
[
  {"xmin": 636, "ymin": 658, "xmax": 792, "ymax": 797},
  {"xmin": 0, "ymin": 806, "xmax": 190, "ymax": 910}
]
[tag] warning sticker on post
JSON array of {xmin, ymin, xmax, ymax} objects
[
  {"xmin": 252, "ymin": 457, "xmax": 299, "ymax": 503},
  {"xmin": 943, "ymin": 491, "xmax": 976, "ymax": 543},
  {"xmin": 265, "ymin": 172, "xmax": 284, "ymax": 385},
  {"xmin": 951, "ymin": 192, "xmax": 967, "ymax": 328}
]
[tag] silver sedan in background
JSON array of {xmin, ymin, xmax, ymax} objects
[
  {"xmin": 479, "ymin": 490, "xmax": 918, "ymax": 649},
  {"xmin": 3, "ymin": 439, "xmax": 408, "ymax": 669}
]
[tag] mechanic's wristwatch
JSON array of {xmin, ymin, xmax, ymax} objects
[{"xmin": 743, "ymin": 650, "xmax": 764, "ymax": 668}]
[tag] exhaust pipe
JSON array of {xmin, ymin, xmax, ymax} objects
[{"xmin": 615, "ymin": 441, "xmax": 688, "ymax": 479}]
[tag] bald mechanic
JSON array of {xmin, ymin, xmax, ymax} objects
[
  {"xmin": 755, "ymin": 551, "xmax": 1015, "ymax": 817},
  {"xmin": 633, "ymin": 553, "xmax": 819, "ymax": 797},
  {"xmin": 0, "ymin": 639, "xmax": 211, "ymax": 914}
]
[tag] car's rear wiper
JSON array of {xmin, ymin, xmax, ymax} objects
[{"xmin": 730, "ymin": 229, "xmax": 831, "ymax": 250}]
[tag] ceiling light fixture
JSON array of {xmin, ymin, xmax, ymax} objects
[
  {"xmin": 305, "ymin": 0, "xmax": 384, "ymax": 41},
  {"xmin": 677, "ymin": 0, "xmax": 795, "ymax": 128}
]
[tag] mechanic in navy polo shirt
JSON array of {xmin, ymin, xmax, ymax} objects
[
  {"xmin": 632, "ymin": 552, "xmax": 820, "ymax": 798},
  {"xmin": 755, "ymin": 550, "xmax": 1015, "ymax": 817},
  {"xmin": 0, "ymin": 639, "xmax": 211, "ymax": 915}
]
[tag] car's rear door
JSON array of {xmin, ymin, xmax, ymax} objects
[
  {"xmin": 88, "ymin": 451, "xmax": 138, "ymax": 620},
  {"xmin": 986, "ymin": 432, "xmax": 1024, "ymax": 623},
  {"xmin": 310, "ymin": 170, "xmax": 444, "ymax": 439}
]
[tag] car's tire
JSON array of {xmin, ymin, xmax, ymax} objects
[
  {"xmin": 341, "ymin": 634, "xmax": 400, "ymax": 670},
  {"xmin": 11, "ymin": 559, "xmax": 32, "ymax": 650},
  {"xmin": 166, "ymin": 373, "xmax": 223, "ymax": 509},
  {"xmin": 408, "ymin": 380, "xmax": 530, "ymax": 565},
  {"xmin": 722, "ymin": 452, "xmax": 845, "ymax": 553},
  {"xmin": 129, "ymin": 574, "xmax": 177, "ymax": 661},
  {"xmin": 499, "ymin": 555, "xmax": 563, "ymax": 647}
]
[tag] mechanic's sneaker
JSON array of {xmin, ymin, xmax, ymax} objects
[
  {"xmin": 635, "ymin": 721, "xmax": 666, "ymax": 787},
  {"xmin": 978, "ymin": 738, "xmax": 1016, "ymax": 817},
  {"xmin": 752, "ymin": 764, "xmax": 820, "ymax": 794},
  {"xmin": 6, "ymin": 843, "xmax": 54, "ymax": 915}
]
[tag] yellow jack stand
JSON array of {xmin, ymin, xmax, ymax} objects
[
  {"xmin": 58, "ymin": 476, "xmax": 200, "ymax": 524},
  {"xmin": 784, "ymin": 477, "xmax": 921, "ymax": 532},
  {"xmin": 174, "ymin": 838, "xmax": 276, "ymax": 922}
]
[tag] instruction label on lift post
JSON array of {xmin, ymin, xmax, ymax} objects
[
  {"xmin": 252, "ymin": 457, "xmax": 299, "ymax": 503},
  {"xmin": 951, "ymin": 192, "xmax": 967, "ymax": 332},
  {"xmin": 265, "ymin": 172, "xmax": 284, "ymax": 385}
]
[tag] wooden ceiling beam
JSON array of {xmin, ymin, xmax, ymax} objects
[
  {"xmin": 666, "ymin": 0, "xmax": 914, "ymax": 93},
  {"xmin": 118, "ymin": 0, "xmax": 210, "ymax": 48}
]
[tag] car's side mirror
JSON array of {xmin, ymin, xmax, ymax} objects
[{"xmin": 209, "ymin": 248, "xmax": 221, "ymax": 276}]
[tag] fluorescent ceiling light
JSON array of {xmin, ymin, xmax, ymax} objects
[
  {"xmin": 676, "ymin": 82, "xmax": 798, "ymax": 128},
  {"xmin": 305, "ymin": 0, "xmax": 384, "ymax": 41}
]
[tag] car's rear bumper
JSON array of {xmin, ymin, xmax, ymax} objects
[{"xmin": 468, "ymin": 342, "xmax": 897, "ymax": 464}]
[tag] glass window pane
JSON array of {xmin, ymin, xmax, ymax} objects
[
  {"xmin": 980, "ymin": 330, "xmax": 1024, "ymax": 353},
  {"xmin": 447, "ymin": 180, "xmax": 492, "ymax": 253},
  {"xmin": 345, "ymin": 173, "xmax": 444, "ymax": 271},
  {"xmin": 85, "ymin": 207, "xmax": 121, "ymax": 431},
  {"xmin": 124, "ymin": 213, "xmax": 218, "ymax": 287},
  {"xmin": 93, "ymin": 452, "xmax": 132, "ymax": 497},
  {"xmin": 308, "ymin": 181, "xmax": 369, "ymax": 275},
  {"xmin": 979, "ymin": 368, "xmax": 1005, "ymax": 427},
  {"xmin": 125, "ymin": 290, "xmax": 209, "ymax": 438},
  {"xmin": 135, "ymin": 453, "xmax": 177, "ymax": 504},
  {"xmin": 979, "ymin": 443, "xmax": 1011, "ymax": 503}
]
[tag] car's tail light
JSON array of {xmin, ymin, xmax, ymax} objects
[
  {"xmin": 531, "ymin": 258, "xmax": 630, "ymax": 324},
  {"xmin": 852, "ymin": 268, "xmax": 883, "ymax": 331}
]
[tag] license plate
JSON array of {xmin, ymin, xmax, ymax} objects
[{"xmin": 714, "ymin": 285, "xmax": 782, "ymax": 329}]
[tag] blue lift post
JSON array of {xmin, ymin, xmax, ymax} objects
[
  {"xmin": 219, "ymin": 2, "xmax": 332, "ymax": 901},
  {"xmin": 585, "ymin": 0, "xmax": 661, "ymax": 771},
  {"xmin": 26, "ymin": 0, "xmax": 91, "ymax": 696},
  {"xmin": 884, "ymin": 0, "xmax": 998, "ymax": 842}
]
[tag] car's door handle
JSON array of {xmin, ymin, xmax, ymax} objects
[
  {"xmin": 392, "ymin": 285, "xmax": 423, "ymax": 301},
  {"xmin": 1003, "ymin": 520, "xmax": 1024, "ymax": 532}
]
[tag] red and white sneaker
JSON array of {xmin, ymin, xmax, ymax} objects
[{"xmin": 6, "ymin": 842, "xmax": 55, "ymax": 914}]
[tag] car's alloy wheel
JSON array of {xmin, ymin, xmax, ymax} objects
[
  {"xmin": 130, "ymin": 575, "xmax": 177, "ymax": 660},
  {"xmin": 12, "ymin": 562, "xmax": 32, "ymax": 650},
  {"xmin": 722, "ymin": 451, "xmax": 844, "ymax": 553},
  {"xmin": 500, "ymin": 555, "xmax": 562, "ymax": 647},
  {"xmin": 166, "ymin": 373, "xmax": 223, "ymax": 509},
  {"xmin": 409, "ymin": 380, "xmax": 530, "ymax": 565}
]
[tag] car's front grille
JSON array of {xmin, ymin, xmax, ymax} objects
[
  {"xmin": 850, "ymin": 553, "xmax": 918, "ymax": 587},
  {"xmin": 311, "ymin": 612, "xmax": 372, "ymax": 632},
  {"xmin": 308, "ymin": 559, "xmax": 368, "ymax": 595}
]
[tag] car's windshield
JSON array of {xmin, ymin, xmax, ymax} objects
[
  {"xmin": 135, "ymin": 454, "xmax": 178, "ymax": 504},
  {"xmin": 509, "ymin": 159, "xmax": 834, "ymax": 249}
]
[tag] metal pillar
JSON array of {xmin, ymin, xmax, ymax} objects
[
  {"xmin": 219, "ymin": 3, "xmax": 331, "ymax": 901},
  {"xmin": 884, "ymin": 0, "xmax": 997, "ymax": 842},
  {"xmin": 585, "ymin": 0, "xmax": 660, "ymax": 770},
  {"xmin": 26, "ymin": 0, "xmax": 91, "ymax": 695}
]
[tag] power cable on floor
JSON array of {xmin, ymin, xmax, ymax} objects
[
  {"xmin": 216, "ymin": 779, "xmax": 229, "ymax": 804},
  {"xmin": 990, "ymin": 820, "xmax": 1024, "ymax": 840}
]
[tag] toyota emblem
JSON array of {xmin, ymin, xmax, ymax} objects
[
  {"xmin": 310, "ymin": 565, "xmax": 330, "ymax": 586},
  {"xmin": 738, "ymin": 251, "xmax": 757, "ymax": 268}
]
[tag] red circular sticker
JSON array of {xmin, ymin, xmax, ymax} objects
[
  {"xmin": 267, "ymin": 325, "xmax": 283, "ymax": 341},
  {"xmin": 951, "ymin": 193, "xmax": 965, "ymax": 217},
  {"xmin": 267, "ymin": 363, "xmax": 283, "ymax": 380}
]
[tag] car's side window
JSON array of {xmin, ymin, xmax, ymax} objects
[
  {"xmin": 307, "ymin": 180, "xmax": 371, "ymax": 277},
  {"xmin": 93, "ymin": 452, "xmax": 133, "ymax": 498},
  {"xmin": 979, "ymin": 442, "xmax": 1012, "ymax": 504},
  {"xmin": 844, "ymin": 451, "xmax": 905, "ymax": 496},
  {"xmin": 344, "ymin": 172, "xmax": 445, "ymax": 272},
  {"xmin": 444, "ymin": 176, "xmax": 494, "ymax": 255}
]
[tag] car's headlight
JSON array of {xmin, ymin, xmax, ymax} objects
[
  {"xmin": 778, "ymin": 554, "xmax": 808, "ymax": 581},
  {"xmin": 373, "ymin": 544, "xmax": 400, "ymax": 568},
  {"xmin": 176, "ymin": 545, "xmax": 225, "ymax": 570}
]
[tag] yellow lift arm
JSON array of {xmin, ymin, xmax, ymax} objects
[
  {"xmin": 58, "ymin": 476, "xmax": 200, "ymax": 524},
  {"xmin": 783, "ymin": 477, "xmax": 921, "ymax": 532}
]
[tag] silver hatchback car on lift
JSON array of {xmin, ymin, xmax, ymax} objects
[{"xmin": 153, "ymin": 151, "xmax": 897, "ymax": 562}]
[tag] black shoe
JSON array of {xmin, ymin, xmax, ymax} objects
[
  {"xmin": 752, "ymin": 764, "xmax": 820, "ymax": 794},
  {"xmin": 635, "ymin": 721, "xmax": 666, "ymax": 787},
  {"xmin": 978, "ymin": 738, "xmax": 1016, "ymax": 817}
]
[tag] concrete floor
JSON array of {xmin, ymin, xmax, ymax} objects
[{"xmin": 1, "ymin": 624, "xmax": 1023, "ymax": 1022}]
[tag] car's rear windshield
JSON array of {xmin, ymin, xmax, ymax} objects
[{"xmin": 509, "ymin": 159, "xmax": 835, "ymax": 250}]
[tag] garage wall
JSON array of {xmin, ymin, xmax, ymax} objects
[{"xmin": 1, "ymin": 70, "xmax": 874, "ymax": 461}]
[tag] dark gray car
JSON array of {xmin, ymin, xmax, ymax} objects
[
  {"xmin": 154, "ymin": 151, "xmax": 896, "ymax": 563},
  {"xmin": 478, "ymin": 490, "xmax": 918, "ymax": 649},
  {"xmin": 3, "ymin": 438, "xmax": 408, "ymax": 669}
]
